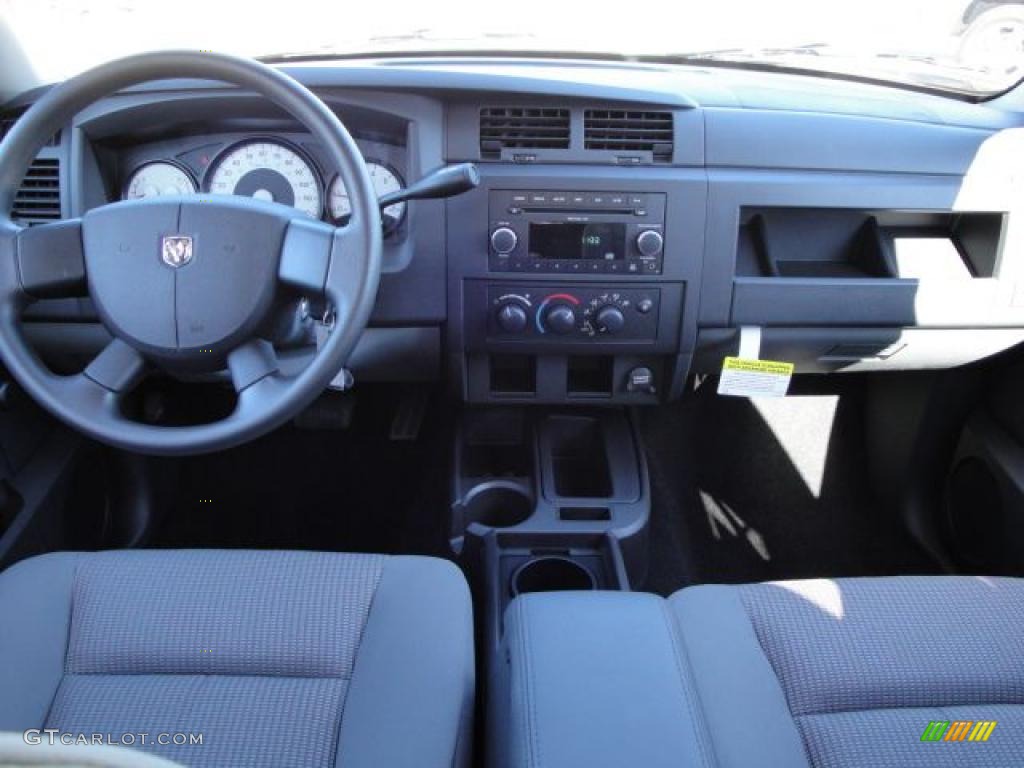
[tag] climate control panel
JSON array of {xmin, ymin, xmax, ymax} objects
[{"xmin": 486, "ymin": 285, "xmax": 661, "ymax": 341}]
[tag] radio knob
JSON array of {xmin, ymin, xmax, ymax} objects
[
  {"xmin": 490, "ymin": 227, "xmax": 518, "ymax": 255},
  {"xmin": 543, "ymin": 304, "xmax": 577, "ymax": 335},
  {"xmin": 636, "ymin": 230, "xmax": 664, "ymax": 258},
  {"xmin": 595, "ymin": 306, "xmax": 626, "ymax": 335},
  {"xmin": 496, "ymin": 302, "xmax": 529, "ymax": 333}
]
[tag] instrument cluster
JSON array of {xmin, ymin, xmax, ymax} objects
[{"xmin": 122, "ymin": 136, "xmax": 407, "ymax": 234}]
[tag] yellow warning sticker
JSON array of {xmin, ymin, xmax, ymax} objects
[{"xmin": 718, "ymin": 357, "xmax": 794, "ymax": 398}]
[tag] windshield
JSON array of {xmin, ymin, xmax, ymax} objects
[{"xmin": 2, "ymin": 0, "xmax": 1023, "ymax": 97}]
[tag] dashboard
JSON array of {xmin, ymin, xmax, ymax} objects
[{"xmin": 4, "ymin": 57, "xmax": 1024, "ymax": 404}]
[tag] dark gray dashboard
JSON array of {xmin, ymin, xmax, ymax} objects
[{"xmin": 5, "ymin": 56, "xmax": 1023, "ymax": 401}]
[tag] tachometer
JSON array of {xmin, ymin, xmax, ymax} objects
[
  {"xmin": 206, "ymin": 139, "xmax": 322, "ymax": 218},
  {"xmin": 124, "ymin": 161, "xmax": 196, "ymax": 200},
  {"xmin": 328, "ymin": 162, "xmax": 406, "ymax": 231}
]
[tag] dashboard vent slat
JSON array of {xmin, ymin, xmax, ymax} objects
[
  {"xmin": 13, "ymin": 158, "xmax": 62, "ymax": 225},
  {"xmin": 480, "ymin": 107, "xmax": 570, "ymax": 158},
  {"xmin": 0, "ymin": 116, "xmax": 61, "ymax": 147},
  {"xmin": 584, "ymin": 109, "xmax": 674, "ymax": 161}
]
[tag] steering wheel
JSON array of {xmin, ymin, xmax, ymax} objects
[{"xmin": 0, "ymin": 51, "xmax": 382, "ymax": 456}]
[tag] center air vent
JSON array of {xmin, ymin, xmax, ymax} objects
[
  {"xmin": 13, "ymin": 158, "xmax": 62, "ymax": 225},
  {"xmin": 479, "ymin": 107, "xmax": 570, "ymax": 159},
  {"xmin": 584, "ymin": 110, "xmax": 674, "ymax": 162}
]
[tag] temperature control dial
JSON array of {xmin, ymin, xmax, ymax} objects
[{"xmin": 543, "ymin": 304, "xmax": 577, "ymax": 335}]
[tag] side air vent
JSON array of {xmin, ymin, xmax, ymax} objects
[
  {"xmin": 13, "ymin": 158, "xmax": 62, "ymax": 225},
  {"xmin": 583, "ymin": 110, "xmax": 674, "ymax": 162},
  {"xmin": 479, "ymin": 107, "xmax": 570, "ymax": 159},
  {"xmin": 0, "ymin": 115, "xmax": 61, "ymax": 147}
]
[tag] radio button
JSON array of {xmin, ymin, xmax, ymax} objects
[
  {"xmin": 636, "ymin": 230, "xmax": 664, "ymax": 258},
  {"xmin": 490, "ymin": 227, "xmax": 518, "ymax": 255}
]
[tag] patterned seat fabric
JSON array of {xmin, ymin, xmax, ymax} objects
[
  {"xmin": 0, "ymin": 550, "xmax": 474, "ymax": 768},
  {"xmin": 734, "ymin": 576, "xmax": 1024, "ymax": 768}
]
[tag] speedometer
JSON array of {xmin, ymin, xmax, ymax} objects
[
  {"xmin": 328, "ymin": 162, "xmax": 406, "ymax": 231},
  {"xmin": 206, "ymin": 139, "xmax": 322, "ymax": 218},
  {"xmin": 124, "ymin": 162, "xmax": 196, "ymax": 200}
]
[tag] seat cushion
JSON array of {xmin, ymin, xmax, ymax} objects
[
  {"xmin": 495, "ymin": 576, "xmax": 1024, "ymax": 768},
  {"xmin": 675, "ymin": 576, "xmax": 1024, "ymax": 768},
  {"xmin": 0, "ymin": 550, "xmax": 474, "ymax": 768}
]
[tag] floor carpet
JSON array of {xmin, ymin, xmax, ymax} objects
[
  {"xmin": 637, "ymin": 375, "xmax": 940, "ymax": 594},
  {"xmin": 150, "ymin": 386, "xmax": 450, "ymax": 558}
]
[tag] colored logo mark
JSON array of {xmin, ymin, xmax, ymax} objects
[{"xmin": 921, "ymin": 721, "xmax": 997, "ymax": 742}]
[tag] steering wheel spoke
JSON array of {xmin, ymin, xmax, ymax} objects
[
  {"xmin": 42, "ymin": 341, "xmax": 146, "ymax": 431},
  {"xmin": 227, "ymin": 338, "xmax": 280, "ymax": 394},
  {"xmin": 278, "ymin": 217, "xmax": 374, "ymax": 312},
  {"xmin": 83, "ymin": 338, "xmax": 147, "ymax": 395},
  {"xmin": 279, "ymin": 217, "xmax": 335, "ymax": 297},
  {"xmin": 322, "ymin": 221, "xmax": 376, "ymax": 315},
  {"xmin": 14, "ymin": 219, "xmax": 87, "ymax": 300}
]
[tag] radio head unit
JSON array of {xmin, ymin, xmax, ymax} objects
[{"xmin": 488, "ymin": 190, "xmax": 666, "ymax": 275}]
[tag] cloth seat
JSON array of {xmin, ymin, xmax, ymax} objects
[
  {"xmin": 494, "ymin": 575, "xmax": 1024, "ymax": 768},
  {"xmin": 0, "ymin": 550, "xmax": 475, "ymax": 768}
]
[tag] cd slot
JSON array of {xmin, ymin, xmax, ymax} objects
[{"xmin": 521, "ymin": 206, "xmax": 635, "ymax": 216}]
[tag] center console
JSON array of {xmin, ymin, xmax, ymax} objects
[
  {"xmin": 450, "ymin": 407, "xmax": 650, "ymax": 655},
  {"xmin": 446, "ymin": 168, "xmax": 707, "ymax": 405}
]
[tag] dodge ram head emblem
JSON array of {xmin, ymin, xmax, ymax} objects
[{"xmin": 161, "ymin": 235, "xmax": 193, "ymax": 268}]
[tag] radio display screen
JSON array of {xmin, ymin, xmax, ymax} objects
[{"xmin": 529, "ymin": 222, "xmax": 626, "ymax": 261}]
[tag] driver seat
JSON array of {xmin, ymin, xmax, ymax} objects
[{"xmin": 0, "ymin": 549, "xmax": 474, "ymax": 768}]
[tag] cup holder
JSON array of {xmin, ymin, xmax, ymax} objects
[
  {"xmin": 462, "ymin": 482, "xmax": 533, "ymax": 529},
  {"xmin": 511, "ymin": 556, "xmax": 597, "ymax": 596}
]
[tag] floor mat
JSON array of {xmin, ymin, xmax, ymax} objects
[
  {"xmin": 150, "ymin": 386, "xmax": 450, "ymax": 558},
  {"xmin": 638, "ymin": 375, "xmax": 940, "ymax": 594}
]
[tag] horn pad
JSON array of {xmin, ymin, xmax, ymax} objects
[{"xmin": 82, "ymin": 197, "xmax": 291, "ymax": 368}]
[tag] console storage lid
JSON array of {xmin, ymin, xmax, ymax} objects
[{"xmin": 490, "ymin": 591, "xmax": 710, "ymax": 768}]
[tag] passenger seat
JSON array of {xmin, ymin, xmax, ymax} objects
[{"xmin": 490, "ymin": 577, "xmax": 1024, "ymax": 767}]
